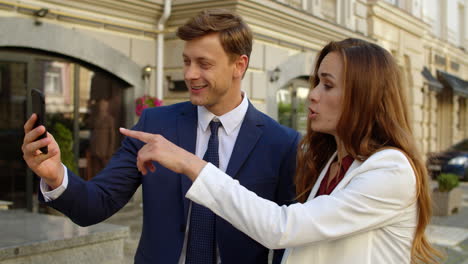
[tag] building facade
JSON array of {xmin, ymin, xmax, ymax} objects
[{"xmin": 0, "ymin": 0, "xmax": 466, "ymax": 210}]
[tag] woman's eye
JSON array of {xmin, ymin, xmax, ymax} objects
[{"xmin": 324, "ymin": 84, "xmax": 333, "ymax": 89}]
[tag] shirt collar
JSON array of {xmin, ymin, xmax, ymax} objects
[{"xmin": 197, "ymin": 91, "xmax": 249, "ymax": 135}]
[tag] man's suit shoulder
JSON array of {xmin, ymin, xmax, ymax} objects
[
  {"xmin": 252, "ymin": 107, "xmax": 300, "ymax": 140},
  {"xmin": 134, "ymin": 102, "xmax": 194, "ymax": 134},
  {"xmin": 143, "ymin": 101, "xmax": 193, "ymax": 116}
]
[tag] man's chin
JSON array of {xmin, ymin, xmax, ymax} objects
[{"xmin": 189, "ymin": 96, "xmax": 206, "ymax": 106}]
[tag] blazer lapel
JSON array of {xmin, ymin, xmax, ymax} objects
[
  {"xmin": 177, "ymin": 103, "xmax": 197, "ymax": 222},
  {"xmin": 332, "ymin": 159, "xmax": 362, "ymax": 193},
  {"xmin": 307, "ymin": 152, "xmax": 364, "ymax": 201},
  {"xmin": 307, "ymin": 152, "xmax": 337, "ymax": 200},
  {"xmin": 225, "ymin": 102, "xmax": 263, "ymax": 179}
]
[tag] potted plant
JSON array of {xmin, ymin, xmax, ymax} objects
[
  {"xmin": 432, "ymin": 173, "xmax": 463, "ymax": 216},
  {"xmin": 135, "ymin": 95, "xmax": 163, "ymax": 117}
]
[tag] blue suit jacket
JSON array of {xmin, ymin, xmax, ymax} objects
[{"xmin": 40, "ymin": 101, "xmax": 300, "ymax": 264}]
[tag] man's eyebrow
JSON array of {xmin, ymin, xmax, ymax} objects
[{"xmin": 182, "ymin": 54, "xmax": 214, "ymax": 62}]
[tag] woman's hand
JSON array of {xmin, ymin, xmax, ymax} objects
[{"xmin": 119, "ymin": 128, "xmax": 206, "ymax": 181}]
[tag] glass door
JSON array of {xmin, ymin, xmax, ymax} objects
[
  {"xmin": 0, "ymin": 54, "xmax": 33, "ymax": 210},
  {"xmin": 277, "ymin": 78, "xmax": 310, "ymax": 135}
]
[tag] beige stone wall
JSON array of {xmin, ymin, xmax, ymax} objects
[
  {"xmin": 423, "ymin": 32, "xmax": 468, "ymax": 151},
  {"xmin": 367, "ymin": 1, "xmax": 468, "ymax": 154},
  {"xmin": 166, "ymin": 0, "xmax": 369, "ymax": 115},
  {"xmin": 1, "ymin": 0, "xmax": 466, "ymax": 154},
  {"xmin": 0, "ymin": 0, "xmax": 163, "ymax": 96},
  {"xmin": 421, "ymin": 88, "xmax": 439, "ymax": 153},
  {"xmin": 367, "ymin": 1, "xmax": 429, "ymax": 152}
]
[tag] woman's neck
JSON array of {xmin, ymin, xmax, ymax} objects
[{"xmin": 335, "ymin": 138, "xmax": 348, "ymax": 162}]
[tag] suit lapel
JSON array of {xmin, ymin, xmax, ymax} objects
[
  {"xmin": 177, "ymin": 103, "xmax": 197, "ymax": 222},
  {"xmin": 225, "ymin": 102, "xmax": 263, "ymax": 179}
]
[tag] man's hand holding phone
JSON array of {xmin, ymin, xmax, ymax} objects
[{"xmin": 22, "ymin": 92, "xmax": 64, "ymax": 190}]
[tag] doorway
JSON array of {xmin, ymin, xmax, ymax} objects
[{"xmin": 277, "ymin": 77, "xmax": 310, "ymax": 135}]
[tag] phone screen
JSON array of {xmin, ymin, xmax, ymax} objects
[{"xmin": 31, "ymin": 89, "xmax": 48, "ymax": 154}]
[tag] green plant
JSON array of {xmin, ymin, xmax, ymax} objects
[
  {"xmin": 278, "ymin": 102, "xmax": 292, "ymax": 114},
  {"xmin": 50, "ymin": 122, "xmax": 78, "ymax": 174},
  {"xmin": 278, "ymin": 102, "xmax": 292, "ymax": 127},
  {"xmin": 437, "ymin": 173, "xmax": 459, "ymax": 192}
]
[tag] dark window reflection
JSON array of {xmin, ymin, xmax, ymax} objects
[
  {"xmin": 0, "ymin": 50, "xmax": 127, "ymax": 210},
  {"xmin": 0, "ymin": 61, "xmax": 27, "ymax": 208}
]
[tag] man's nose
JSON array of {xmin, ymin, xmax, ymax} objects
[{"xmin": 184, "ymin": 65, "xmax": 200, "ymax": 80}]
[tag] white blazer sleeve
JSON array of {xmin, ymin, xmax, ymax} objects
[{"xmin": 186, "ymin": 149, "xmax": 417, "ymax": 249}]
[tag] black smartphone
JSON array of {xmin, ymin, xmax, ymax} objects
[{"xmin": 31, "ymin": 88, "xmax": 48, "ymax": 154}]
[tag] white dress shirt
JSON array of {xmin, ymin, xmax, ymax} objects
[
  {"xmin": 41, "ymin": 92, "xmax": 250, "ymax": 264},
  {"xmin": 40, "ymin": 164, "xmax": 69, "ymax": 201},
  {"xmin": 177, "ymin": 92, "xmax": 248, "ymax": 264},
  {"xmin": 186, "ymin": 149, "xmax": 418, "ymax": 264}
]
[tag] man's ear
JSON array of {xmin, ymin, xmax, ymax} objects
[{"xmin": 233, "ymin": 55, "xmax": 249, "ymax": 79}]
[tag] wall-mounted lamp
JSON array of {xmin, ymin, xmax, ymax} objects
[
  {"xmin": 142, "ymin": 65, "xmax": 156, "ymax": 79},
  {"xmin": 34, "ymin": 8, "xmax": 49, "ymax": 26},
  {"xmin": 269, "ymin": 67, "xmax": 281, "ymax": 83}
]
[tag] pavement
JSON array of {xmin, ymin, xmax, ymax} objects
[{"xmin": 428, "ymin": 181, "xmax": 468, "ymax": 263}]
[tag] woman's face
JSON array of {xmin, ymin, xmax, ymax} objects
[{"xmin": 307, "ymin": 51, "xmax": 344, "ymax": 137}]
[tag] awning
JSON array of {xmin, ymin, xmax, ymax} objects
[
  {"xmin": 421, "ymin": 67, "xmax": 443, "ymax": 93},
  {"xmin": 437, "ymin": 70, "xmax": 468, "ymax": 98}
]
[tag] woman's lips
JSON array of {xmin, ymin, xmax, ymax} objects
[{"xmin": 308, "ymin": 108, "xmax": 318, "ymax": 119}]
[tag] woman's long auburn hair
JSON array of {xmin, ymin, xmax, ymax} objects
[{"xmin": 295, "ymin": 38, "xmax": 441, "ymax": 264}]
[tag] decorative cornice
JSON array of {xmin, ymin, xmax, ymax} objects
[
  {"xmin": 41, "ymin": 0, "xmax": 163, "ymax": 23},
  {"xmin": 0, "ymin": 16, "xmax": 145, "ymax": 90},
  {"xmin": 423, "ymin": 35, "xmax": 468, "ymax": 59},
  {"xmin": 368, "ymin": 0, "xmax": 428, "ymax": 38},
  {"xmin": 170, "ymin": 0, "xmax": 370, "ymax": 52},
  {"xmin": 0, "ymin": 0, "xmax": 164, "ymax": 36}
]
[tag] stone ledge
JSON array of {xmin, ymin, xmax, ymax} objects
[
  {"xmin": 0, "ymin": 210, "xmax": 129, "ymax": 263},
  {"xmin": 0, "ymin": 201, "xmax": 12, "ymax": 210},
  {"xmin": 427, "ymin": 225, "xmax": 468, "ymax": 247}
]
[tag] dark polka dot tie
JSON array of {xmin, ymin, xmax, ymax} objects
[{"xmin": 186, "ymin": 120, "xmax": 222, "ymax": 264}]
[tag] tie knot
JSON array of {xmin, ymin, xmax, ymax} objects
[{"xmin": 209, "ymin": 120, "xmax": 222, "ymax": 134}]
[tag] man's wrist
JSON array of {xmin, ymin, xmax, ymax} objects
[{"xmin": 45, "ymin": 165, "xmax": 65, "ymax": 190}]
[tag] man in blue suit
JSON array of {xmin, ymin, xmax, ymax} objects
[{"xmin": 22, "ymin": 9, "xmax": 300, "ymax": 264}]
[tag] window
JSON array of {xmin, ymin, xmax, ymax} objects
[{"xmin": 44, "ymin": 62, "xmax": 64, "ymax": 95}]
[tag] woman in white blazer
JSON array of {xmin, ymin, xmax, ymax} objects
[{"xmin": 121, "ymin": 38, "xmax": 441, "ymax": 264}]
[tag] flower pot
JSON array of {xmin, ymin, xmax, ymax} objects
[{"xmin": 432, "ymin": 187, "xmax": 463, "ymax": 216}]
